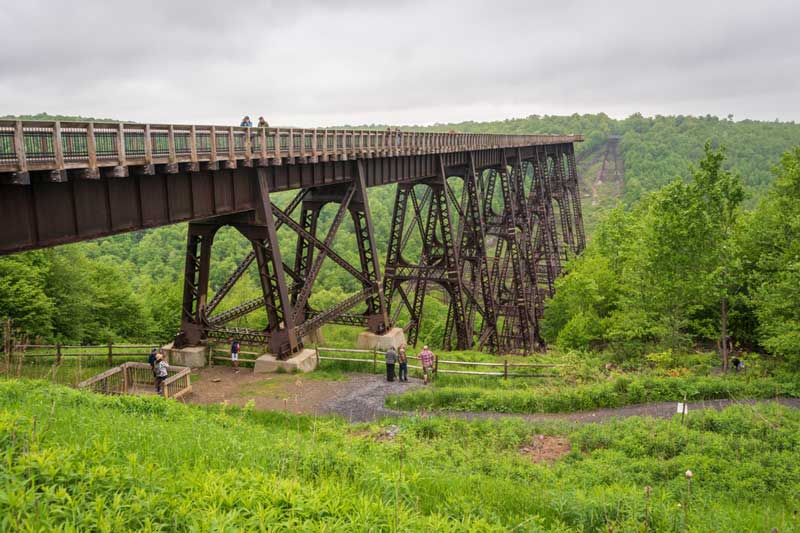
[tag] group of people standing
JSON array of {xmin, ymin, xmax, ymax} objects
[
  {"xmin": 384, "ymin": 344, "xmax": 436, "ymax": 385},
  {"xmin": 148, "ymin": 348, "xmax": 170, "ymax": 394},
  {"xmin": 240, "ymin": 116, "xmax": 269, "ymax": 128}
]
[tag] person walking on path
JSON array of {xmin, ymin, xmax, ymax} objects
[
  {"xmin": 148, "ymin": 348, "xmax": 158, "ymax": 385},
  {"xmin": 397, "ymin": 344, "xmax": 408, "ymax": 382},
  {"xmin": 230, "ymin": 338, "xmax": 240, "ymax": 373},
  {"xmin": 154, "ymin": 353, "xmax": 169, "ymax": 394},
  {"xmin": 419, "ymin": 345, "xmax": 435, "ymax": 385},
  {"xmin": 385, "ymin": 345, "xmax": 397, "ymax": 382}
]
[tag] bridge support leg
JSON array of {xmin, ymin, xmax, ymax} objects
[
  {"xmin": 383, "ymin": 157, "xmax": 471, "ymax": 350},
  {"xmin": 352, "ymin": 160, "xmax": 389, "ymax": 334},
  {"xmin": 175, "ymin": 221, "xmax": 220, "ymax": 347},
  {"xmin": 531, "ymin": 148, "xmax": 561, "ymax": 296},
  {"xmin": 463, "ymin": 156, "xmax": 499, "ymax": 352}
]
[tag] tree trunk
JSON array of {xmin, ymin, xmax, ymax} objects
[{"xmin": 720, "ymin": 298, "xmax": 729, "ymax": 373}]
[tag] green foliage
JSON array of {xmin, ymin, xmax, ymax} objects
[
  {"xmin": 740, "ymin": 147, "xmax": 800, "ymax": 366},
  {"xmin": 386, "ymin": 375, "xmax": 798, "ymax": 414},
  {"xmin": 543, "ymin": 143, "xmax": 753, "ymax": 357},
  {"xmin": 1, "ymin": 379, "xmax": 799, "ymax": 531}
]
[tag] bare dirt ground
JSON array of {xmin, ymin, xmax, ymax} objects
[
  {"xmin": 519, "ymin": 435, "xmax": 572, "ymax": 463},
  {"xmin": 188, "ymin": 367, "xmax": 422, "ymax": 417},
  {"xmin": 186, "ymin": 368, "xmax": 800, "ymax": 423}
]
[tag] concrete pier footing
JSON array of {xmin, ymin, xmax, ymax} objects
[
  {"xmin": 254, "ymin": 348, "xmax": 318, "ymax": 373},
  {"xmin": 355, "ymin": 327, "xmax": 407, "ymax": 351}
]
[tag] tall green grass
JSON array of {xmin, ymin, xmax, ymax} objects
[
  {"xmin": 386, "ymin": 375, "xmax": 800, "ymax": 414},
  {"xmin": 1, "ymin": 379, "xmax": 799, "ymax": 530}
]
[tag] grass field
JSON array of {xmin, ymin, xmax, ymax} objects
[{"xmin": 1, "ymin": 379, "xmax": 799, "ymax": 531}]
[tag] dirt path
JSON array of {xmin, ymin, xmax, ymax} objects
[
  {"xmin": 187, "ymin": 368, "xmax": 800, "ymax": 424},
  {"xmin": 188, "ymin": 367, "xmax": 422, "ymax": 417}
]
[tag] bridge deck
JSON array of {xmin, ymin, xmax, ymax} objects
[
  {"xmin": 0, "ymin": 120, "xmax": 582, "ymax": 256},
  {"xmin": 0, "ymin": 119, "xmax": 581, "ymax": 175}
]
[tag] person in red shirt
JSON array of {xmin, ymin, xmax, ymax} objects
[{"xmin": 418, "ymin": 345, "xmax": 435, "ymax": 385}]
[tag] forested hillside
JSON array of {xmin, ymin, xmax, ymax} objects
[{"xmin": 2, "ymin": 113, "xmax": 800, "ymax": 353}]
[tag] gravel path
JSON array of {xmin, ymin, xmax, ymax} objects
[
  {"xmin": 318, "ymin": 374, "xmax": 800, "ymax": 423},
  {"xmin": 319, "ymin": 373, "xmax": 423, "ymax": 421}
]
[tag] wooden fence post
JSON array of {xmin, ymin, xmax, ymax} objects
[
  {"xmin": 3, "ymin": 319, "xmax": 10, "ymax": 363},
  {"xmin": 504, "ymin": 360, "xmax": 508, "ymax": 380},
  {"xmin": 107, "ymin": 342, "xmax": 113, "ymax": 367},
  {"xmin": 373, "ymin": 349, "xmax": 377, "ymax": 374},
  {"xmin": 56, "ymin": 342, "xmax": 62, "ymax": 364},
  {"xmin": 315, "ymin": 345, "xmax": 320, "ymax": 368},
  {"xmin": 207, "ymin": 343, "xmax": 213, "ymax": 366}
]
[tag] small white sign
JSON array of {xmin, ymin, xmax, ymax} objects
[{"xmin": 676, "ymin": 402, "xmax": 685, "ymax": 414}]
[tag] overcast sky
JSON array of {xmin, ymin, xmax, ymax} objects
[{"xmin": 1, "ymin": 0, "xmax": 798, "ymax": 127}]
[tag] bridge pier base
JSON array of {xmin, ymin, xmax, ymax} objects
[
  {"xmin": 254, "ymin": 348, "xmax": 317, "ymax": 373},
  {"xmin": 162, "ymin": 342, "xmax": 209, "ymax": 368},
  {"xmin": 356, "ymin": 327, "xmax": 407, "ymax": 351}
]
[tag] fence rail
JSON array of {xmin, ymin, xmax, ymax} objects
[
  {"xmin": 0, "ymin": 118, "xmax": 582, "ymax": 174},
  {"xmin": 314, "ymin": 347, "xmax": 563, "ymax": 379},
  {"xmin": 7, "ymin": 342, "xmax": 156, "ymax": 365}
]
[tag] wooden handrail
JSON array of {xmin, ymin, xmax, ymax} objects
[{"xmin": 0, "ymin": 119, "xmax": 582, "ymax": 173}]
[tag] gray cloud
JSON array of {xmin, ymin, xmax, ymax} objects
[{"xmin": 1, "ymin": 0, "xmax": 798, "ymax": 126}]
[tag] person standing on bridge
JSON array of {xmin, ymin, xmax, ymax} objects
[
  {"xmin": 154, "ymin": 353, "xmax": 169, "ymax": 394},
  {"xmin": 385, "ymin": 345, "xmax": 397, "ymax": 382},
  {"xmin": 419, "ymin": 345, "xmax": 435, "ymax": 385},
  {"xmin": 397, "ymin": 344, "xmax": 408, "ymax": 382},
  {"xmin": 258, "ymin": 116, "xmax": 269, "ymax": 128},
  {"xmin": 240, "ymin": 116, "xmax": 252, "ymax": 127}
]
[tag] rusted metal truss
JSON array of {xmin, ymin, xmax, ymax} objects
[
  {"xmin": 174, "ymin": 163, "xmax": 390, "ymax": 358},
  {"xmin": 384, "ymin": 146, "xmax": 584, "ymax": 355},
  {"xmin": 175, "ymin": 145, "xmax": 583, "ymax": 358}
]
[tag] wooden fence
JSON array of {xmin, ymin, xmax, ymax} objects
[
  {"xmin": 7, "ymin": 343, "xmax": 157, "ymax": 366},
  {"xmin": 77, "ymin": 362, "xmax": 192, "ymax": 399},
  {"xmin": 314, "ymin": 347, "xmax": 565, "ymax": 379}
]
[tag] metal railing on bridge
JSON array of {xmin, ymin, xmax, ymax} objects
[{"xmin": 0, "ymin": 119, "xmax": 582, "ymax": 174}]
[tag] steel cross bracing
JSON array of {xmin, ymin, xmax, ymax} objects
[
  {"xmin": 0, "ymin": 117, "xmax": 584, "ymax": 359},
  {"xmin": 379, "ymin": 147, "xmax": 584, "ymax": 356},
  {"xmin": 176, "ymin": 148, "xmax": 584, "ymax": 358}
]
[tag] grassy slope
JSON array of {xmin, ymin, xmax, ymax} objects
[{"xmin": 2, "ymin": 380, "xmax": 799, "ymax": 531}]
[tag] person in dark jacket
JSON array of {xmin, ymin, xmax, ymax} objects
[
  {"xmin": 385, "ymin": 346, "xmax": 397, "ymax": 382},
  {"xmin": 148, "ymin": 348, "xmax": 158, "ymax": 384}
]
